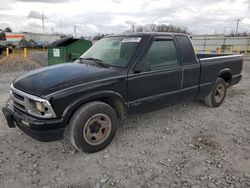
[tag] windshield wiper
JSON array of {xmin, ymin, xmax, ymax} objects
[
  {"xmin": 83, "ymin": 57, "xmax": 102, "ymax": 62},
  {"xmin": 80, "ymin": 57, "xmax": 110, "ymax": 68}
]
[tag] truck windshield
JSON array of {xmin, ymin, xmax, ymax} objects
[{"xmin": 80, "ymin": 37, "xmax": 141, "ymax": 68}]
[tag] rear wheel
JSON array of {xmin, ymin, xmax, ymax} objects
[
  {"xmin": 1, "ymin": 50, "xmax": 6, "ymax": 56},
  {"xmin": 204, "ymin": 78, "xmax": 227, "ymax": 107},
  {"xmin": 66, "ymin": 101, "xmax": 118, "ymax": 153}
]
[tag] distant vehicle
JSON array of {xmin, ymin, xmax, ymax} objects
[
  {"xmin": 34, "ymin": 44, "xmax": 44, "ymax": 49},
  {"xmin": 2, "ymin": 33, "xmax": 243, "ymax": 153},
  {"xmin": 19, "ymin": 41, "xmax": 36, "ymax": 48},
  {"xmin": 0, "ymin": 44, "xmax": 13, "ymax": 55},
  {"xmin": 19, "ymin": 42, "xmax": 45, "ymax": 49}
]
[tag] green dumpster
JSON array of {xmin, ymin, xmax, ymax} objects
[{"xmin": 48, "ymin": 37, "xmax": 92, "ymax": 66}]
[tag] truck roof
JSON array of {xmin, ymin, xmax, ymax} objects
[{"xmin": 106, "ymin": 32, "xmax": 189, "ymax": 38}]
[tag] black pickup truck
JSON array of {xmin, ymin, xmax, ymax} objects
[{"xmin": 2, "ymin": 33, "xmax": 243, "ymax": 153}]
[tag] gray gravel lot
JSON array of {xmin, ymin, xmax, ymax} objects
[{"xmin": 0, "ymin": 52, "xmax": 249, "ymax": 188}]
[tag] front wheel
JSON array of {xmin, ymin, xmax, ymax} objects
[
  {"xmin": 66, "ymin": 101, "xmax": 118, "ymax": 153},
  {"xmin": 204, "ymin": 78, "xmax": 227, "ymax": 107}
]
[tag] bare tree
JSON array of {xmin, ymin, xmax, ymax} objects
[
  {"xmin": 227, "ymin": 31, "xmax": 250, "ymax": 37},
  {"xmin": 93, "ymin": 33, "xmax": 105, "ymax": 40},
  {"xmin": 4, "ymin": 27, "xmax": 12, "ymax": 32},
  {"xmin": 131, "ymin": 24, "xmax": 190, "ymax": 34}
]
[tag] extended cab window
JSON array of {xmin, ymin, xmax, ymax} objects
[
  {"xmin": 145, "ymin": 38, "xmax": 178, "ymax": 68},
  {"xmin": 175, "ymin": 35, "xmax": 197, "ymax": 64}
]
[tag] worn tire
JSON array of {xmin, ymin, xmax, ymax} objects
[
  {"xmin": 66, "ymin": 101, "xmax": 118, "ymax": 153},
  {"xmin": 204, "ymin": 78, "xmax": 227, "ymax": 107},
  {"xmin": 1, "ymin": 50, "xmax": 6, "ymax": 56}
]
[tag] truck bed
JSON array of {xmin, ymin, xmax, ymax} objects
[{"xmin": 196, "ymin": 53, "xmax": 243, "ymax": 99}]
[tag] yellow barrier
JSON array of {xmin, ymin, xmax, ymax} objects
[
  {"xmin": 245, "ymin": 47, "xmax": 248, "ymax": 54},
  {"xmin": 218, "ymin": 47, "xmax": 221, "ymax": 54},
  {"xmin": 216, "ymin": 48, "xmax": 221, "ymax": 53},
  {"xmin": 230, "ymin": 47, "xmax": 233, "ymax": 53},
  {"xmin": 206, "ymin": 48, "xmax": 211, "ymax": 53},
  {"xmin": 24, "ymin": 48, "xmax": 27, "ymax": 58},
  {"xmin": 238, "ymin": 48, "xmax": 241, "ymax": 54},
  {"xmin": 6, "ymin": 48, "xmax": 9, "ymax": 57}
]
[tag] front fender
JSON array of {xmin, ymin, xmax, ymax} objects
[{"xmin": 61, "ymin": 90, "xmax": 127, "ymax": 124}]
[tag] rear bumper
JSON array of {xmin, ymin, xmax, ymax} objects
[
  {"xmin": 230, "ymin": 74, "xmax": 242, "ymax": 86},
  {"xmin": 2, "ymin": 106, "xmax": 66, "ymax": 142}
]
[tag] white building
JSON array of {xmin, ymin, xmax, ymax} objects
[{"xmin": 4, "ymin": 32, "xmax": 61, "ymax": 46}]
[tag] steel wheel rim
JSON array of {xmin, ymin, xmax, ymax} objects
[
  {"xmin": 214, "ymin": 84, "xmax": 225, "ymax": 103},
  {"xmin": 83, "ymin": 113, "xmax": 112, "ymax": 146}
]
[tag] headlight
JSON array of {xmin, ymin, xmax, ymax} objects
[
  {"xmin": 35, "ymin": 101, "xmax": 46, "ymax": 112},
  {"xmin": 28, "ymin": 99, "xmax": 56, "ymax": 118}
]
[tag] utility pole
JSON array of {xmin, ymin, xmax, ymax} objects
[
  {"xmin": 235, "ymin": 18, "xmax": 241, "ymax": 35},
  {"xmin": 42, "ymin": 12, "xmax": 45, "ymax": 33},
  {"xmin": 74, "ymin": 26, "xmax": 77, "ymax": 38},
  {"xmin": 60, "ymin": 19, "xmax": 62, "ymax": 37},
  {"xmin": 51, "ymin": 28, "xmax": 53, "ymax": 34}
]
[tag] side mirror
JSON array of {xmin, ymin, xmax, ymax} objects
[{"xmin": 134, "ymin": 61, "xmax": 151, "ymax": 73}]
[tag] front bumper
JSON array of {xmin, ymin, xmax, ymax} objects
[{"xmin": 2, "ymin": 106, "xmax": 66, "ymax": 142}]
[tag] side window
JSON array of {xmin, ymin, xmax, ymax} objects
[
  {"xmin": 175, "ymin": 35, "xmax": 197, "ymax": 64},
  {"xmin": 145, "ymin": 39, "xmax": 178, "ymax": 68}
]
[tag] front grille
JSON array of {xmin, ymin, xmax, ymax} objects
[
  {"xmin": 13, "ymin": 101, "xmax": 25, "ymax": 110},
  {"xmin": 13, "ymin": 93, "xmax": 24, "ymax": 101},
  {"xmin": 11, "ymin": 89, "xmax": 27, "ymax": 112}
]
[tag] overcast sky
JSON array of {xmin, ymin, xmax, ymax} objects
[{"xmin": 0, "ymin": 0, "xmax": 250, "ymax": 36}]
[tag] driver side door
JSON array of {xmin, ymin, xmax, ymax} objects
[{"xmin": 127, "ymin": 37, "xmax": 183, "ymax": 112}]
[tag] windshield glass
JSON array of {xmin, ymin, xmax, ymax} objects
[{"xmin": 80, "ymin": 37, "xmax": 141, "ymax": 67}]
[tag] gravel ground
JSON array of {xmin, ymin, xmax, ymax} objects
[{"xmin": 0, "ymin": 52, "xmax": 249, "ymax": 188}]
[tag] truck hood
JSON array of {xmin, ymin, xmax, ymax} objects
[{"xmin": 13, "ymin": 63, "xmax": 121, "ymax": 96}]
